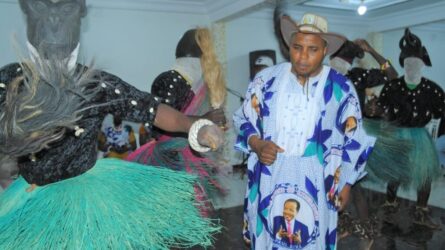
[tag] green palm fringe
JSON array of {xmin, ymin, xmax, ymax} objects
[
  {"xmin": 364, "ymin": 118, "xmax": 440, "ymax": 189},
  {"xmin": 0, "ymin": 158, "xmax": 220, "ymax": 249}
]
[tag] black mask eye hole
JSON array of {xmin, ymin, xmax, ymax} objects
[
  {"xmin": 61, "ymin": 3, "xmax": 80, "ymax": 14},
  {"xmin": 29, "ymin": 0, "xmax": 48, "ymax": 13}
]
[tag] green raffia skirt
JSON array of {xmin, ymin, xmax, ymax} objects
[
  {"xmin": 364, "ymin": 118, "xmax": 440, "ymax": 189},
  {"xmin": 0, "ymin": 158, "xmax": 220, "ymax": 249}
]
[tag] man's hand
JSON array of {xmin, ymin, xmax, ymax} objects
[
  {"xmin": 249, "ymin": 136, "xmax": 284, "ymax": 165},
  {"xmin": 338, "ymin": 184, "xmax": 351, "ymax": 211}
]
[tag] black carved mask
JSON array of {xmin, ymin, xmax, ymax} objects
[{"xmin": 19, "ymin": 0, "xmax": 87, "ymax": 59}]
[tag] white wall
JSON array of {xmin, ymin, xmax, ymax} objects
[
  {"xmin": 0, "ymin": 3, "xmax": 26, "ymax": 65},
  {"xmin": 81, "ymin": 7, "xmax": 210, "ymax": 91},
  {"xmin": 382, "ymin": 26, "xmax": 445, "ymax": 88},
  {"xmin": 0, "ymin": 3, "xmax": 210, "ymax": 92}
]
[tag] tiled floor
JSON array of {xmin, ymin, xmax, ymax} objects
[{"xmin": 213, "ymin": 187, "xmax": 445, "ymax": 250}]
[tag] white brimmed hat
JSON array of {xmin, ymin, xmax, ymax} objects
[{"xmin": 281, "ymin": 13, "xmax": 346, "ymax": 55}]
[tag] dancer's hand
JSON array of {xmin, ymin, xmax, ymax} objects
[
  {"xmin": 202, "ymin": 108, "xmax": 226, "ymax": 128},
  {"xmin": 197, "ymin": 124, "xmax": 224, "ymax": 151},
  {"xmin": 249, "ymin": 136, "xmax": 284, "ymax": 165},
  {"xmin": 354, "ymin": 39, "xmax": 374, "ymax": 53},
  {"xmin": 338, "ymin": 185, "xmax": 351, "ymax": 211}
]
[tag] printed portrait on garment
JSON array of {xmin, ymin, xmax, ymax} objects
[
  {"xmin": 269, "ymin": 184, "xmax": 319, "ymax": 249},
  {"xmin": 251, "ymin": 93, "xmax": 261, "ymax": 116},
  {"xmin": 344, "ymin": 116, "xmax": 357, "ymax": 137},
  {"xmin": 325, "ymin": 167, "xmax": 341, "ymax": 209},
  {"xmin": 336, "ymin": 93, "xmax": 361, "ymax": 138}
]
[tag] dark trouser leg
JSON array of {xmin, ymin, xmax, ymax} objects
[
  {"xmin": 352, "ymin": 183, "xmax": 378, "ymax": 244},
  {"xmin": 386, "ymin": 181, "xmax": 399, "ymax": 203},
  {"xmin": 413, "ymin": 179, "xmax": 441, "ymax": 230},
  {"xmin": 416, "ymin": 180, "xmax": 431, "ymax": 207},
  {"xmin": 352, "ymin": 183, "xmax": 369, "ymax": 221},
  {"xmin": 383, "ymin": 181, "xmax": 400, "ymax": 225}
]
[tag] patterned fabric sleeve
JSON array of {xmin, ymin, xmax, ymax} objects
[
  {"xmin": 233, "ymin": 79, "xmax": 262, "ymax": 154},
  {"xmin": 338, "ymin": 88, "xmax": 376, "ymax": 189},
  {"xmin": 376, "ymin": 81, "xmax": 394, "ymax": 114},
  {"xmin": 347, "ymin": 68, "xmax": 388, "ymax": 89},
  {"xmin": 428, "ymin": 81, "xmax": 445, "ymax": 118},
  {"xmin": 151, "ymin": 70, "xmax": 194, "ymax": 111},
  {"xmin": 347, "ymin": 68, "xmax": 389, "ymax": 110},
  {"xmin": 14, "ymin": 67, "xmax": 163, "ymax": 186},
  {"xmin": 94, "ymin": 70, "xmax": 161, "ymax": 132}
]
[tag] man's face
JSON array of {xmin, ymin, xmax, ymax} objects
[
  {"xmin": 20, "ymin": 0, "xmax": 86, "ymax": 59},
  {"xmin": 289, "ymin": 33, "xmax": 327, "ymax": 78},
  {"xmin": 283, "ymin": 201, "xmax": 297, "ymax": 222}
]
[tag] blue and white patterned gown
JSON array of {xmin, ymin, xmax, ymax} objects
[{"xmin": 233, "ymin": 63, "xmax": 375, "ymax": 249}]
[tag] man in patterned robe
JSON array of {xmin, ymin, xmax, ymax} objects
[{"xmin": 233, "ymin": 14, "xmax": 375, "ymax": 249}]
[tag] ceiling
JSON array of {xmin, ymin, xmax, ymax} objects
[
  {"xmin": 264, "ymin": 0, "xmax": 445, "ymax": 17},
  {"xmin": 295, "ymin": 0, "xmax": 410, "ymax": 11},
  {"xmin": 278, "ymin": 0, "xmax": 445, "ymax": 31},
  {"xmin": 1, "ymin": 0, "xmax": 444, "ymax": 30},
  {"xmin": 87, "ymin": 0, "xmax": 445, "ymax": 24}
]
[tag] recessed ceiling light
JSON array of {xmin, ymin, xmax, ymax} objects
[{"xmin": 357, "ymin": 0, "xmax": 367, "ymax": 15}]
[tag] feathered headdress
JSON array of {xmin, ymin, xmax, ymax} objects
[{"xmin": 0, "ymin": 58, "xmax": 99, "ymax": 157}]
